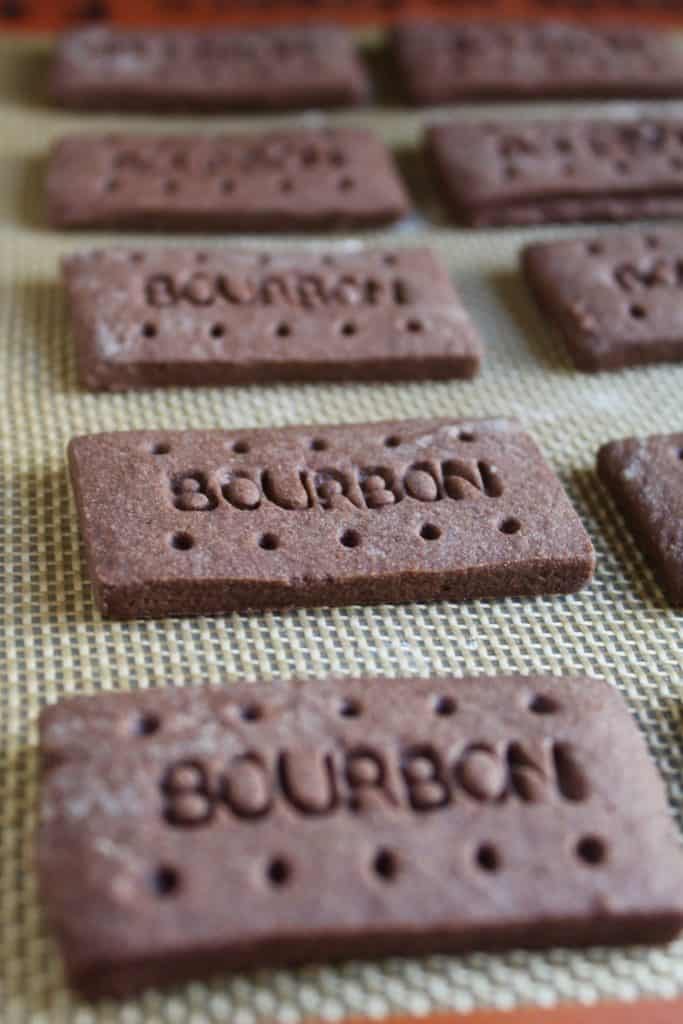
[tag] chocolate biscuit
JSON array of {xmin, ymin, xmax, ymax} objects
[
  {"xmin": 63, "ymin": 246, "xmax": 482, "ymax": 391},
  {"xmin": 46, "ymin": 129, "xmax": 410, "ymax": 231},
  {"xmin": 51, "ymin": 25, "xmax": 369, "ymax": 111},
  {"xmin": 427, "ymin": 119, "xmax": 683, "ymax": 227},
  {"xmin": 393, "ymin": 21, "xmax": 683, "ymax": 106},
  {"xmin": 67, "ymin": 418, "xmax": 595, "ymax": 619},
  {"xmin": 38, "ymin": 674, "xmax": 683, "ymax": 998},
  {"xmin": 597, "ymin": 433, "xmax": 683, "ymax": 604},
  {"xmin": 523, "ymin": 230, "xmax": 683, "ymax": 372}
]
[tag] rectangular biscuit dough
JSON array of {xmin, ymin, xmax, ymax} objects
[
  {"xmin": 46, "ymin": 129, "xmax": 410, "ymax": 231},
  {"xmin": 523, "ymin": 229, "xmax": 683, "ymax": 371},
  {"xmin": 63, "ymin": 246, "xmax": 483, "ymax": 391},
  {"xmin": 38, "ymin": 674, "xmax": 683, "ymax": 998},
  {"xmin": 597, "ymin": 433, "xmax": 683, "ymax": 604},
  {"xmin": 67, "ymin": 418, "xmax": 595, "ymax": 619},
  {"xmin": 51, "ymin": 25, "xmax": 369, "ymax": 111},
  {"xmin": 393, "ymin": 21, "xmax": 683, "ymax": 105},
  {"xmin": 426, "ymin": 119, "xmax": 683, "ymax": 227}
]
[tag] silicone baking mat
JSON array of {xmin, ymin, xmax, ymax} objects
[{"xmin": 1, "ymin": 28, "xmax": 683, "ymax": 1024}]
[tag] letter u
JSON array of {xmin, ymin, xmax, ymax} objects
[{"xmin": 278, "ymin": 750, "xmax": 338, "ymax": 815}]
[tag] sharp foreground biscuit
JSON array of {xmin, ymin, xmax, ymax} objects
[
  {"xmin": 67, "ymin": 418, "xmax": 595, "ymax": 619},
  {"xmin": 51, "ymin": 24, "xmax": 369, "ymax": 111},
  {"xmin": 598, "ymin": 433, "xmax": 683, "ymax": 604},
  {"xmin": 63, "ymin": 246, "xmax": 483, "ymax": 391},
  {"xmin": 393, "ymin": 21, "xmax": 683, "ymax": 105},
  {"xmin": 38, "ymin": 675, "xmax": 683, "ymax": 998},
  {"xmin": 46, "ymin": 129, "xmax": 410, "ymax": 231},
  {"xmin": 427, "ymin": 119, "xmax": 683, "ymax": 227}
]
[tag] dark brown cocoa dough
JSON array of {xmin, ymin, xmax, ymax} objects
[
  {"xmin": 523, "ymin": 229, "xmax": 683, "ymax": 372},
  {"xmin": 37, "ymin": 674, "xmax": 683, "ymax": 999},
  {"xmin": 597, "ymin": 433, "xmax": 683, "ymax": 604},
  {"xmin": 426, "ymin": 119, "xmax": 683, "ymax": 227},
  {"xmin": 51, "ymin": 24, "xmax": 369, "ymax": 111},
  {"xmin": 67, "ymin": 417, "xmax": 595, "ymax": 619},
  {"xmin": 46, "ymin": 129, "xmax": 410, "ymax": 231},
  {"xmin": 63, "ymin": 245, "xmax": 482, "ymax": 391},
  {"xmin": 392, "ymin": 21, "xmax": 683, "ymax": 105}
]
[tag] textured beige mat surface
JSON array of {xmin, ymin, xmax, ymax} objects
[{"xmin": 1, "ymin": 33, "xmax": 683, "ymax": 1024}]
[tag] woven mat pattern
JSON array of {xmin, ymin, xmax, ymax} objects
[{"xmin": 1, "ymin": 34, "xmax": 683, "ymax": 1023}]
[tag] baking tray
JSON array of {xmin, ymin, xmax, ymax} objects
[{"xmin": 1, "ymin": 28, "xmax": 682, "ymax": 1024}]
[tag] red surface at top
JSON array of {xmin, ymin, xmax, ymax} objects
[
  {"xmin": 2, "ymin": 1, "xmax": 683, "ymax": 31},
  {"xmin": 341, "ymin": 1000, "xmax": 683, "ymax": 1024}
]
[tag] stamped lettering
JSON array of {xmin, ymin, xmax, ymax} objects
[
  {"xmin": 345, "ymin": 747, "xmax": 394, "ymax": 812},
  {"xmin": 159, "ymin": 739, "xmax": 587, "ymax": 827},
  {"xmin": 616, "ymin": 121, "xmax": 668, "ymax": 155},
  {"xmin": 221, "ymin": 753, "xmax": 272, "ymax": 819},
  {"xmin": 170, "ymin": 457, "xmax": 504, "ymax": 514},
  {"xmin": 145, "ymin": 271, "xmax": 414, "ymax": 310},
  {"xmin": 614, "ymin": 259, "xmax": 683, "ymax": 291}
]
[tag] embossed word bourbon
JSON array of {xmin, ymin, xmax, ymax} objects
[
  {"xmin": 67, "ymin": 418, "xmax": 595, "ymax": 618},
  {"xmin": 145, "ymin": 269, "xmax": 417, "ymax": 309},
  {"xmin": 38, "ymin": 676, "xmax": 683, "ymax": 998},
  {"xmin": 161, "ymin": 738, "xmax": 587, "ymax": 827},
  {"xmin": 170, "ymin": 455, "xmax": 502, "ymax": 515},
  {"xmin": 62, "ymin": 247, "xmax": 481, "ymax": 391}
]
